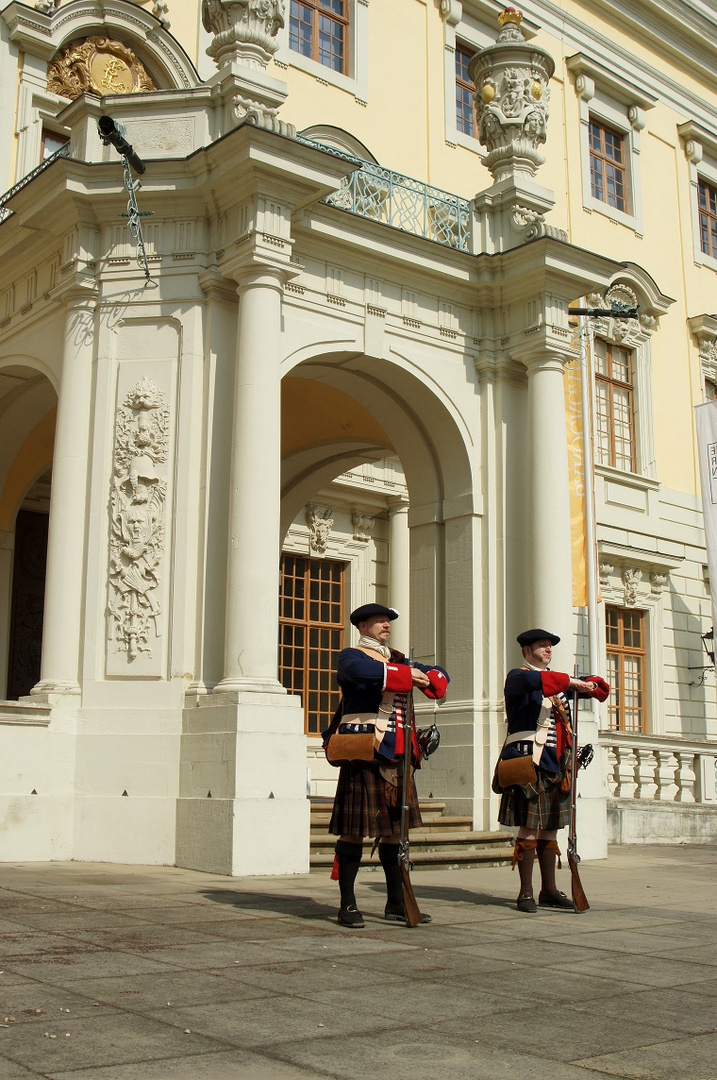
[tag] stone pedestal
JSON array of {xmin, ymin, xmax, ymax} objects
[{"xmin": 176, "ymin": 690, "xmax": 308, "ymax": 875}]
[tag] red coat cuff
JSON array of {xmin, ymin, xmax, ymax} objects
[
  {"xmin": 540, "ymin": 671, "xmax": 571, "ymax": 696},
  {"xmin": 385, "ymin": 663, "xmax": 414, "ymax": 692},
  {"xmin": 585, "ymin": 675, "xmax": 610, "ymax": 702},
  {"xmin": 421, "ymin": 669, "xmax": 448, "ymax": 700}
]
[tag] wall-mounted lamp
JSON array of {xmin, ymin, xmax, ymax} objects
[{"xmin": 689, "ymin": 626, "xmax": 715, "ymax": 685}]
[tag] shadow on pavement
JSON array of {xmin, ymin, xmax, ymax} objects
[{"xmin": 199, "ymin": 888, "xmax": 337, "ymax": 920}]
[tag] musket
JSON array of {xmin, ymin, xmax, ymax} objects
[
  {"xmin": 398, "ymin": 648, "xmax": 423, "ymax": 927},
  {"xmin": 568, "ymin": 669, "xmax": 590, "ymax": 912}
]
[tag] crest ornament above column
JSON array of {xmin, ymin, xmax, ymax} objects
[
  {"xmin": 202, "ymin": 0, "xmax": 285, "ymax": 69},
  {"xmin": 469, "ymin": 8, "xmax": 554, "ymax": 182}
]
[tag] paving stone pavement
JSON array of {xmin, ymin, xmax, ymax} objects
[{"xmin": 1, "ymin": 845, "xmax": 716, "ymax": 1080}]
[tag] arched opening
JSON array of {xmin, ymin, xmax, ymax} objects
[
  {"xmin": 279, "ymin": 350, "xmax": 478, "ymax": 796},
  {"xmin": 0, "ymin": 364, "xmax": 57, "ymax": 700}
]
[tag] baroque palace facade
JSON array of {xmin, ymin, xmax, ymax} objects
[{"xmin": 0, "ymin": 0, "xmax": 716, "ymax": 873}]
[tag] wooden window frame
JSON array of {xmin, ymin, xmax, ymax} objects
[
  {"xmin": 289, "ymin": 0, "xmax": 349, "ymax": 76},
  {"xmin": 698, "ymin": 178, "xmax": 717, "ymax": 261},
  {"xmin": 455, "ymin": 43, "xmax": 476, "ymax": 139},
  {"xmin": 594, "ymin": 338, "xmax": 636, "ymax": 472},
  {"xmin": 589, "ymin": 118, "xmax": 627, "ymax": 213},
  {"xmin": 279, "ymin": 554, "xmax": 346, "ymax": 736},
  {"xmin": 605, "ymin": 605, "xmax": 647, "ymax": 734}
]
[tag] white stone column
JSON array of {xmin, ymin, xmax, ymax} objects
[
  {"xmin": 215, "ymin": 265, "xmax": 286, "ymax": 693},
  {"xmin": 524, "ymin": 352, "xmax": 573, "ymax": 644},
  {"xmin": 388, "ymin": 496, "xmax": 410, "ymax": 653},
  {"xmin": 33, "ymin": 289, "xmax": 96, "ymax": 695}
]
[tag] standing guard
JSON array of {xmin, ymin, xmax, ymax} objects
[
  {"xmin": 495, "ymin": 629, "xmax": 609, "ymax": 912},
  {"xmin": 324, "ymin": 604, "xmax": 449, "ymax": 928}
]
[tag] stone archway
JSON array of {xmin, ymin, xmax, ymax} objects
[{"xmin": 280, "ymin": 349, "xmax": 483, "ymax": 821}]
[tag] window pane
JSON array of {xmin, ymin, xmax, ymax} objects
[
  {"xmin": 290, "ymin": 1, "xmax": 313, "ymax": 57},
  {"xmin": 279, "ymin": 555, "xmax": 345, "ymax": 734},
  {"xmin": 589, "ymin": 118, "xmax": 627, "ymax": 212},
  {"xmin": 455, "ymin": 45, "xmax": 475, "ymax": 138},
  {"xmin": 605, "ymin": 606, "xmax": 646, "ymax": 733},
  {"xmin": 593, "ymin": 340, "xmax": 635, "ymax": 471},
  {"xmin": 698, "ymin": 179, "xmax": 717, "ymax": 258}
]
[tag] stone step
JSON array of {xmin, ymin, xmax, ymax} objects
[
  {"xmin": 310, "ymin": 812, "xmax": 473, "ymax": 831},
  {"xmin": 310, "ymin": 845, "xmax": 515, "ymax": 869},
  {"xmin": 310, "ymin": 829, "xmax": 510, "ymax": 848},
  {"xmin": 309, "ymin": 798, "xmax": 513, "ymax": 869}
]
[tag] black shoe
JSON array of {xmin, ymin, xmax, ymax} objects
[
  {"xmin": 539, "ymin": 890, "xmax": 575, "ymax": 909},
  {"xmin": 516, "ymin": 892, "xmax": 538, "ymax": 913},
  {"xmin": 338, "ymin": 905, "xmax": 365, "ymax": 928}
]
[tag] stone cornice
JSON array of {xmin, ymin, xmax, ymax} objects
[
  {"xmin": 565, "ymin": 52, "xmax": 658, "ymax": 111},
  {"xmin": 530, "ymin": 0, "xmax": 717, "ymax": 128}
]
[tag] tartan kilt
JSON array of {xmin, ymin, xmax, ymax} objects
[
  {"xmin": 329, "ymin": 762, "xmax": 423, "ymax": 839},
  {"xmin": 498, "ymin": 771, "xmax": 571, "ymax": 831}
]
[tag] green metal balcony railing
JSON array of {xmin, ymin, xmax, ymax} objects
[{"xmin": 323, "ymin": 160, "xmax": 472, "ymax": 252}]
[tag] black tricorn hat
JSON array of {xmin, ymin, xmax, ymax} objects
[
  {"xmin": 517, "ymin": 628, "xmax": 560, "ymax": 647},
  {"xmin": 350, "ymin": 603, "xmax": 399, "ymax": 628}
]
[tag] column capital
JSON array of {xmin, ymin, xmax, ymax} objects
[
  {"xmin": 53, "ymin": 278, "xmax": 99, "ymax": 310},
  {"xmin": 224, "ymin": 253, "xmax": 302, "ymax": 294},
  {"xmin": 519, "ymin": 348, "xmax": 572, "ymax": 375}
]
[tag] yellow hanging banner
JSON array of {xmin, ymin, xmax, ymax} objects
[{"xmin": 564, "ymin": 360, "xmax": 588, "ymax": 606}]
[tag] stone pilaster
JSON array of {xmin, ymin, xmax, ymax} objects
[{"xmin": 32, "ymin": 285, "xmax": 97, "ymax": 697}]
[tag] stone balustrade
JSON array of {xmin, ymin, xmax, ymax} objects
[{"xmin": 603, "ymin": 733, "xmax": 717, "ymax": 806}]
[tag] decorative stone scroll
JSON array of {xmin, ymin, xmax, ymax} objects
[
  {"xmin": 108, "ymin": 378, "xmax": 169, "ymax": 661},
  {"xmin": 307, "ymin": 505, "xmax": 333, "ymax": 554},
  {"xmin": 469, "ymin": 8, "xmax": 555, "ymax": 182},
  {"xmin": 47, "ymin": 36, "xmax": 156, "ymax": 99}
]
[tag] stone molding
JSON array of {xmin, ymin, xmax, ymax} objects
[{"xmin": 688, "ymin": 314, "xmax": 717, "ymax": 385}]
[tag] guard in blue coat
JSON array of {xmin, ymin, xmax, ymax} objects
[
  {"xmin": 497, "ymin": 629, "xmax": 608, "ymax": 912},
  {"xmin": 327, "ymin": 603, "xmax": 449, "ymax": 928}
]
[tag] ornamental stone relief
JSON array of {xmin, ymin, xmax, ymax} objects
[
  {"xmin": 47, "ymin": 36, "xmax": 156, "ymax": 99},
  {"xmin": 622, "ymin": 566, "xmax": 643, "ymax": 607},
  {"xmin": 352, "ymin": 511, "xmax": 375, "ymax": 543},
  {"xmin": 108, "ymin": 378, "xmax": 169, "ymax": 661},
  {"xmin": 307, "ymin": 505, "xmax": 333, "ymax": 554},
  {"xmin": 650, "ymin": 572, "xmax": 668, "ymax": 595},
  {"xmin": 469, "ymin": 9, "xmax": 555, "ymax": 181},
  {"xmin": 202, "ymin": 0, "xmax": 285, "ymax": 68}
]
